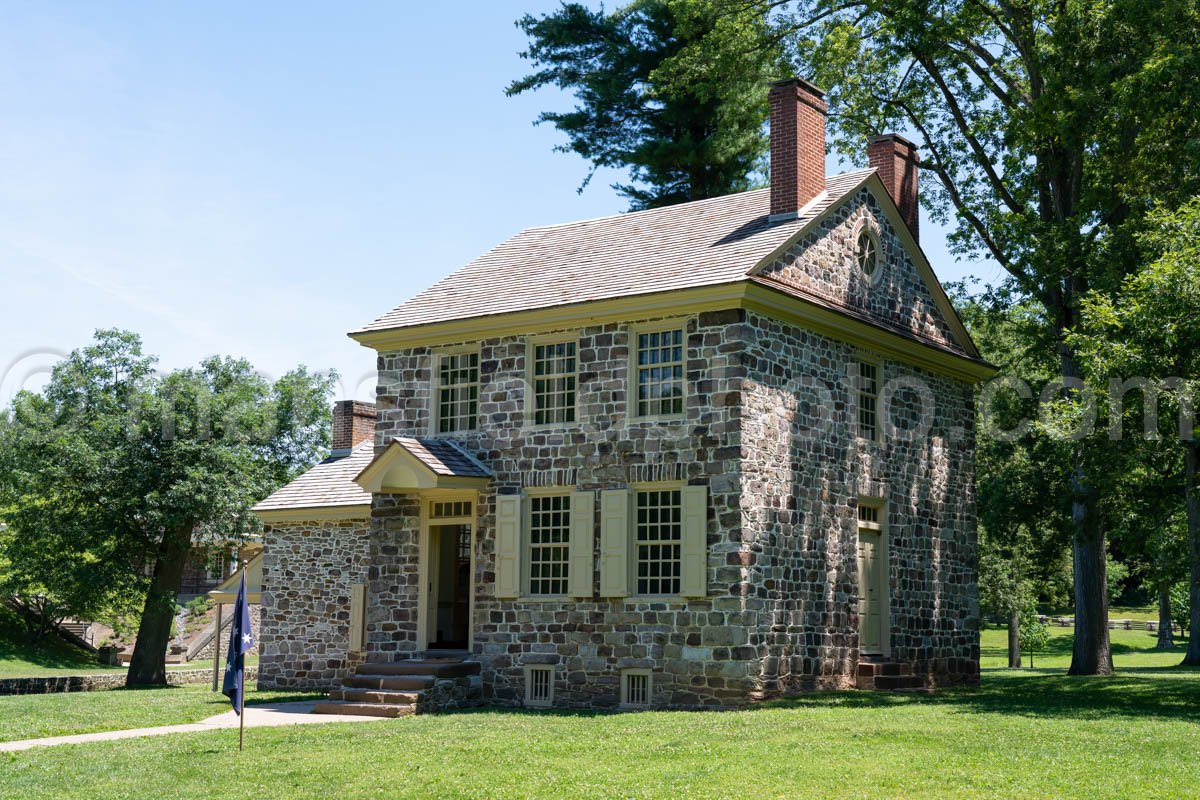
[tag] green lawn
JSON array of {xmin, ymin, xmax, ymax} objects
[
  {"xmin": 1, "ymin": 626, "xmax": 1196, "ymax": 799},
  {"xmin": 0, "ymin": 685, "xmax": 320, "ymax": 744},
  {"xmin": 0, "ymin": 604, "xmax": 258, "ymax": 677}
]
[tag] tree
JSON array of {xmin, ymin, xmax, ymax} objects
[
  {"xmin": 1072, "ymin": 199, "xmax": 1200, "ymax": 666},
  {"xmin": 0, "ymin": 330, "xmax": 335, "ymax": 684},
  {"xmin": 664, "ymin": 0, "xmax": 1200, "ymax": 675},
  {"xmin": 1019, "ymin": 605, "xmax": 1050, "ymax": 668},
  {"xmin": 957, "ymin": 292, "xmax": 1072, "ymax": 666},
  {"xmin": 507, "ymin": 0, "xmax": 783, "ymax": 209}
]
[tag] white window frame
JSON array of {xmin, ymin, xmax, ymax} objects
[
  {"xmin": 527, "ymin": 335, "xmax": 579, "ymax": 428},
  {"xmin": 523, "ymin": 488, "xmax": 573, "ymax": 598},
  {"xmin": 855, "ymin": 356, "xmax": 883, "ymax": 444},
  {"xmin": 620, "ymin": 669, "xmax": 653, "ymax": 708},
  {"xmin": 524, "ymin": 664, "xmax": 555, "ymax": 707},
  {"xmin": 629, "ymin": 482, "xmax": 684, "ymax": 598},
  {"xmin": 432, "ymin": 347, "xmax": 480, "ymax": 435},
  {"xmin": 628, "ymin": 321, "xmax": 688, "ymax": 421}
]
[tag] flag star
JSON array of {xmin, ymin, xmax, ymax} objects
[
  {"xmin": 226, "ymin": 663, "xmax": 232, "ymax": 672},
  {"xmin": 242, "ymin": 633, "xmax": 252, "ymax": 645}
]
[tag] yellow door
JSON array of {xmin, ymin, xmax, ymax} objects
[{"xmin": 857, "ymin": 530, "xmax": 884, "ymax": 653}]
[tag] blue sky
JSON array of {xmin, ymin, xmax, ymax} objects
[{"xmin": 0, "ymin": 2, "xmax": 1000, "ymax": 405}]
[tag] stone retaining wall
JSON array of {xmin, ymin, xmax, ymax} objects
[{"xmin": 0, "ymin": 667, "xmax": 258, "ymax": 695}]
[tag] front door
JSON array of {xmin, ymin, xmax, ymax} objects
[
  {"xmin": 857, "ymin": 529, "xmax": 884, "ymax": 653},
  {"xmin": 426, "ymin": 523, "xmax": 472, "ymax": 649}
]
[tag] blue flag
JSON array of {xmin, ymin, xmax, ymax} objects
[{"xmin": 221, "ymin": 571, "xmax": 254, "ymax": 714}]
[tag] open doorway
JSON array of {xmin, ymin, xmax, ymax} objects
[{"xmin": 426, "ymin": 522, "xmax": 472, "ymax": 650}]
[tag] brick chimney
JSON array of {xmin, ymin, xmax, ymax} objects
[
  {"xmin": 331, "ymin": 400, "xmax": 376, "ymax": 453},
  {"xmin": 868, "ymin": 134, "xmax": 920, "ymax": 241},
  {"xmin": 769, "ymin": 78, "xmax": 827, "ymax": 222}
]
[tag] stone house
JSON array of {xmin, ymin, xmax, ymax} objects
[{"xmin": 253, "ymin": 78, "xmax": 994, "ymax": 714}]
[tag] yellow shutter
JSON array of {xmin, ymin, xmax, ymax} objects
[
  {"xmin": 599, "ymin": 489, "xmax": 629, "ymax": 598},
  {"xmin": 680, "ymin": 485, "xmax": 708, "ymax": 598},
  {"xmin": 348, "ymin": 583, "xmax": 367, "ymax": 652},
  {"xmin": 496, "ymin": 493, "xmax": 523, "ymax": 599},
  {"xmin": 568, "ymin": 491, "xmax": 595, "ymax": 599}
]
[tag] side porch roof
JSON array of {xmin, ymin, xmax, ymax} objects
[{"xmin": 354, "ymin": 437, "xmax": 492, "ymax": 493}]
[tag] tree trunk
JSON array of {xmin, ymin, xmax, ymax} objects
[
  {"xmin": 1008, "ymin": 608, "xmax": 1022, "ymax": 668},
  {"xmin": 126, "ymin": 524, "xmax": 194, "ymax": 686},
  {"xmin": 1183, "ymin": 443, "xmax": 1200, "ymax": 667},
  {"xmin": 1157, "ymin": 581, "xmax": 1175, "ymax": 650},
  {"xmin": 1061, "ymin": 341, "xmax": 1114, "ymax": 676}
]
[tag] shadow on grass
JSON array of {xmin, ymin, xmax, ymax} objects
[{"xmin": 761, "ymin": 670, "xmax": 1200, "ymax": 723}]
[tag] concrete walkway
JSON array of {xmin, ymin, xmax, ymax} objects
[{"xmin": 0, "ymin": 701, "xmax": 386, "ymax": 753}]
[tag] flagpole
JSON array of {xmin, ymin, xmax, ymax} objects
[{"xmin": 238, "ymin": 557, "xmax": 247, "ymax": 753}]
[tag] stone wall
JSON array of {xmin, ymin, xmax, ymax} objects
[
  {"xmin": 740, "ymin": 306, "xmax": 978, "ymax": 693},
  {"xmin": 258, "ymin": 518, "xmax": 371, "ymax": 690},
  {"xmin": 372, "ymin": 311, "xmax": 755, "ymax": 708},
  {"xmin": 0, "ymin": 667, "xmax": 257, "ymax": 695},
  {"xmin": 758, "ymin": 187, "xmax": 961, "ymax": 351},
  {"xmin": 364, "ymin": 282, "xmax": 978, "ymax": 705}
]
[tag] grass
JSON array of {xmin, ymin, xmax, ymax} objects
[
  {"xmin": 1, "ymin": 624, "xmax": 1196, "ymax": 799},
  {"xmin": 0, "ymin": 604, "xmax": 258, "ymax": 677},
  {"xmin": 0, "ymin": 606, "xmax": 123, "ymax": 678},
  {"xmin": 0, "ymin": 685, "xmax": 320, "ymax": 744}
]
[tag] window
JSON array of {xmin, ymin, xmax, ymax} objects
[
  {"xmin": 525, "ymin": 665, "xmax": 554, "ymax": 707},
  {"xmin": 857, "ymin": 361, "xmax": 880, "ymax": 441},
  {"xmin": 528, "ymin": 495, "xmax": 570, "ymax": 596},
  {"xmin": 532, "ymin": 341, "xmax": 576, "ymax": 425},
  {"xmin": 858, "ymin": 504, "xmax": 879, "ymax": 525},
  {"xmin": 856, "ymin": 230, "xmax": 878, "ymax": 278},
  {"xmin": 634, "ymin": 489, "xmax": 682, "ymax": 596},
  {"xmin": 431, "ymin": 500, "xmax": 472, "ymax": 519},
  {"xmin": 621, "ymin": 670, "xmax": 652, "ymax": 707},
  {"xmin": 437, "ymin": 352, "xmax": 478, "ymax": 433},
  {"xmin": 635, "ymin": 329, "xmax": 684, "ymax": 417}
]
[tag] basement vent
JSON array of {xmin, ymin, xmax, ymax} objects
[
  {"xmin": 525, "ymin": 665, "xmax": 554, "ymax": 707},
  {"xmin": 621, "ymin": 670, "xmax": 652, "ymax": 708}
]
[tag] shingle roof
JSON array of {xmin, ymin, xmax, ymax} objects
[
  {"xmin": 356, "ymin": 171, "xmax": 873, "ymax": 333},
  {"xmin": 252, "ymin": 442, "xmax": 374, "ymax": 514},
  {"xmin": 391, "ymin": 437, "xmax": 492, "ymax": 478}
]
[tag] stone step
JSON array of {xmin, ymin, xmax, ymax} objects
[
  {"xmin": 344, "ymin": 674, "xmax": 436, "ymax": 691},
  {"xmin": 313, "ymin": 701, "xmax": 415, "ymax": 718},
  {"xmin": 329, "ymin": 688, "xmax": 422, "ymax": 705},
  {"xmin": 355, "ymin": 660, "xmax": 481, "ymax": 679},
  {"xmin": 857, "ymin": 661, "xmax": 912, "ymax": 678},
  {"xmin": 872, "ymin": 674, "xmax": 925, "ymax": 691}
]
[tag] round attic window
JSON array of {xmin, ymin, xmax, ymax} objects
[{"xmin": 856, "ymin": 230, "xmax": 879, "ymax": 279}]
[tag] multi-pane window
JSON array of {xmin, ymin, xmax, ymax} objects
[
  {"xmin": 532, "ymin": 342, "xmax": 576, "ymax": 425},
  {"xmin": 635, "ymin": 489, "xmax": 682, "ymax": 595},
  {"xmin": 635, "ymin": 329, "xmax": 684, "ymax": 417},
  {"xmin": 857, "ymin": 361, "xmax": 880, "ymax": 441},
  {"xmin": 856, "ymin": 230, "xmax": 878, "ymax": 277},
  {"xmin": 437, "ymin": 352, "xmax": 478, "ymax": 433},
  {"xmin": 431, "ymin": 500, "xmax": 472, "ymax": 519},
  {"xmin": 858, "ymin": 504, "xmax": 880, "ymax": 525},
  {"xmin": 528, "ymin": 495, "xmax": 570, "ymax": 595}
]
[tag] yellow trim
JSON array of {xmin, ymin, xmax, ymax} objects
[
  {"xmin": 742, "ymin": 283, "xmax": 995, "ymax": 383},
  {"xmin": 430, "ymin": 346, "xmax": 481, "ymax": 436},
  {"xmin": 352, "ymin": 281, "xmax": 995, "ymax": 384},
  {"xmin": 855, "ymin": 495, "xmax": 890, "ymax": 657},
  {"xmin": 350, "ymin": 283, "xmax": 746, "ymax": 350},
  {"xmin": 627, "ymin": 319, "xmax": 690, "ymax": 423},
  {"xmin": 525, "ymin": 333, "xmax": 581, "ymax": 429},
  {"xmin": 747, "ymin": 171, "xmax": 981, "ymax": 359},
  {"xmin": 253, "ymin": 504, "xmax": 371, "ymax": 523}
]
